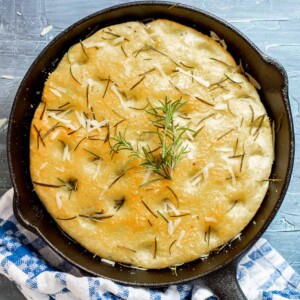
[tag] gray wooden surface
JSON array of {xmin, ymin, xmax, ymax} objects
[{"xmin": 0, "ymin": 0, "xmax": 299, "ymax": 298}]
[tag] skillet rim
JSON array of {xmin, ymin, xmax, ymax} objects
[{"xmin": 7, "ymin": 0, "xmax": 294, "ymax": 287}]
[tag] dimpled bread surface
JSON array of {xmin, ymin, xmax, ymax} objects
[{"xmin": 30, "ymin": 19, "xmax": 273, "ymax": 269}]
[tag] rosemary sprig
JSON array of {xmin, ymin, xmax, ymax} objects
[{"xmin": 111, "ymin": 98, "xmax": 190, "ymax": 185}]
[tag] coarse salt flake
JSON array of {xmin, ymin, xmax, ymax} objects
[
  {"xmin": 40, "ymin": 25, "xmax": 53, "ymax": 36},
  {"xmin": 1, "ymin": 75, "xmax": 14, "ymax": 80}
]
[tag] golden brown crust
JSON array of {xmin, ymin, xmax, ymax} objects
[{"xmin": 30, "ymin": 19, "xmax": 273, "ymax": 268}]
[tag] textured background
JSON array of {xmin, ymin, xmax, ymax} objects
[{"xmin": 0, "ymin": 0, "xmax": 299, "ymax": 298}]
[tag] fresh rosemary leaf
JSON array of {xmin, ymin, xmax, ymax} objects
[
  {"xmin": 108, "ymin": 173, "xmax": 125, "ymax": 189},
  {"xmin": 157, "ymin": 210, "xmax": 169, "ymax": 223},
  {"xmin": 166, "ymin": 186, "xmax": 179, "ymax": 207},
  {"xmin": 169, "ymin": 239, "xmax": 177, "ymax": 255},
  {"xmin": 40, "ymin": 102, "xmax": 46, "ymax": 120},
  {"xmin": 195, "ymin": 97, "xmax": 214, "ymax": 107},
  {"xmin": 56, "ymin": 216, "xmax": 77, "ymax": 221},
  {"xmin": 141, "ymin": 200, "xmax": 158, "ymax": 218},
  {"xmin": 130, "ymin": 76, "xmax": 145, "ymax": 90},
  {"xmin": 153, "ymin": 236, "xmax": 157, "ymax": 259},
  {"xmin": 80, "ymin": 40, "xmax": 89, "ymax": 58},
  {"xmin": 33, "ymin": 181, "xmax": 63, "ymax": 188}
]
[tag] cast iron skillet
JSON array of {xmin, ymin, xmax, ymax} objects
[{"xmin": 7, "ymin": 2, "xmax": 294, "ymax": 299}]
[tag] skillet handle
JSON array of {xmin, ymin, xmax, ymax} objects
[{"xmin": 197, "ymin": 259, "xmax": 246, "ymax": 300}]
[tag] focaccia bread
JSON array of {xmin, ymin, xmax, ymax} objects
[{"xmin": 30, "ymin": 19, "xmax": 273, "ymax": 269}]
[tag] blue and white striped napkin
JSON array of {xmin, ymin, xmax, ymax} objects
[{"xmin": 1, "ymin": 189, "xmax": 300, "ymax": 299}]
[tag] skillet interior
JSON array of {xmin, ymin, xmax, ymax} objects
[{"xmin": 7, "ymin": 1, "xmax": 294, "ymax": 286}]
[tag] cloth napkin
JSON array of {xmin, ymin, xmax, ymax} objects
[{"xmin": 1, "ymin": 189, "xmax": 299, "ymax": 300}]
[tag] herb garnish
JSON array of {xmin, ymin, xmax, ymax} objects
[{"xmin": 111, "ymin": 98, "xmax": 191, "ymax": 185}]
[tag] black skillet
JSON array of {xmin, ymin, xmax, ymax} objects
[{"xmin": 7, "ymin": 2, "xmax": 294, "ymax": 299}]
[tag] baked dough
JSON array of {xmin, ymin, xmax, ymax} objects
[{"xmin": 30, "ymin": 19, "xmax": 273, "ymax": 269}]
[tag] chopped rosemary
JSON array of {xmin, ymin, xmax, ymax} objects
[
  {"xmin": 227, "ymin": 102, "xmax": 236, "ymax": 116},
  {"xmin": 224, "ymin": 74, "xmax": 242, "ymax": 87},
  {"xmin": 166, "ymin": 186, "xmax": 179, "ymax": 207},
  {"xmin": 169, "ymin": 213, "xmax": 191, "ymax": 217},
  {"xmin": 139, "ymin": 68, "xmax": 155, "ymax": 76},
  {"xmin": 40, "ymin": 102, "xmax": 46, "ymax": 120},
  {"xmin": 240, "ymin": 117, "xmax": 244, "ymax": 127},
  {"xmin": 193, "ymin": 125, "xmax": 205, "ymax": 138},
  {"xmin": 104, "ymin": 122, "xmax": 110, "ymax": 143},
  {"xmin": 217, "ymin": 128, "xmax": 235, "ymax": 141},
  {"xmin": 114, "ymin": 198, "xmax": 125, "ymax": 211},
  {"xmin": 227, "ymin": 200, "xmax": 239, "ymax": 213},
  {"xmin": 195, "ymin": 96, "xmax": 214, "ymax": 107},
  {"xmin": 33, "ymin": 124, "xmax": 46, "ymax": 148},
  {"xmin": 74, "ymin": 137, "xmax": 86, "ymax": 151},
  {"xmin": 103, "ymin": 76, "xmax": 111, "ymax": 98},
  {"xmin": 157, "ymin": 210, "xmax": 169, "ymax": 223},
  {"xmin": 148, "ymin": 219, "xmax": 153, "ymax": 227},
  {"xmin": 129, "ymin": 101, "xmax": 149, "ymax": 111},
  {"xmin": 108, "ymin": 173, "xmax": 125, "ymax": 189},
  {"xmin": 169, "ymin": 80, "xmax": 190, "ymax": 96},
  {"xmin": 209, "ymin": 57, "xmax": 234, "ymax": 69},
  {"xmin": 33, "ymin": 181, "xmax": 63, "ymax": 188},
  {"xmin": 86, "ymin": 84, "xmax": 90, "ymax": 107},
  {"xmin": 103, "ymin": 30, "xmax": 129, "ymax": 41},
  {"xmin": 56, "ymin": 216, "xmax": 77, "ymax": 221},
  {"xmin": 80, "ymin": 40, "xmax": 89, "ymax": 58},
  {"xmin": 179, "ymin": 61, "xmax": 194, "ymax": 69},
  {"xmin": 42, "ymin": 122, "xmax": 61, "ymax": 140},
  {"xmin": 83, "ymin": 148, "xmax": 102, "ymax": 161},
  {"xmin": 249, "ymin": 104, "xmax": 255, "ymax": 125},
  {"xmin": 130, "ymin": 75, "xmax": 145, "ymax": 90},
  {"xmin": 196, "ymin": 113, "xmax": 215, "ymax": 126},
  {"xmin": 70, "ymin": 65, "xmax": 81, "ymax": 85},
  {"xmin": 141, "ymin": 200, "xmax": 158, "ymax": 218},
  {"xmin": 134, "ymin": 44, "xmax": 179, "ymax": 66},
  {"xmin": 112, "ymin": 109, "xmax": 127, "ymax": 120},
  {"xmin": 153, "ymin": 237, "xmax": 157, "ymax": 259},
  {"xmin": 253, "ymin": 114, "xmax": 266, "ymax": 138},
  {"xmin": 120, "ymin": 45, "xmax": 128, "ymax": 57},
  {"xmin": 169, "ymin": 239, "xmax": 177, "ymax": 255},
  {"xmin": 233, "ymin": 138, "xmax": 239, "ymax": 156},
  {"xmin": 57, "ymin": 177, "xmax": 78, "ymax": 195},
  {"xmin": 79, "ymin": 213, "xmax": 114, "ymax": 221}
]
